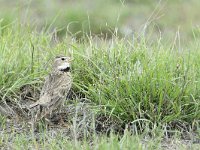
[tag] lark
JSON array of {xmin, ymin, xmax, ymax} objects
[{"xmin": 29, "ymin": 56, "xmax": 72, "ymax": 122}]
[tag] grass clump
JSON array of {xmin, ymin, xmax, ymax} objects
[
  {"xmin": 73, "ymin": 38, "xmax": 200, "ymax": 129},
  {"xmin": 0, "ymin": 22, "xmax": 199, "ymax": 140},
  {"xmin": 0, "ymin": 23, "xmax": 200, "ymax": 130}
]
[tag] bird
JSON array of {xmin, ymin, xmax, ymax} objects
[{"xmin": 29, "ymin": 55, "xmax": 72, "ymax": 123}]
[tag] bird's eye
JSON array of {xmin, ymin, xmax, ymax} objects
[{"xmin": 61, "ymin": 58, "xmax": 65, "ymax": 61}]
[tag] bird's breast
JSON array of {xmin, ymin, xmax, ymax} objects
[{"xmin": 52, "ymin": 73, "xmax": 71, "ymax": 88}]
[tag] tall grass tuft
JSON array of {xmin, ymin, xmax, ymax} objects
[
  {"xmin": 0, "ymin": 23, "xmax": 199, "ymax": 131},
  {"xmin": 72, "ymin": 39, "xmax": 200, "ymax": 128}
]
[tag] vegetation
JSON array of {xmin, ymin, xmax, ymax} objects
[
  {"xmin": 0, "ymin": 0, "xmax": 200, "ymax": 149},
  {"xmin": 0, "ymin": 23, "xmax": 199, "ymax": 149},
  {"xmin": 1, "ymin": 0, "xmax": 200, "ymax": 40},
  {"xmin": 1, "ymin": 123, "xmax": 199, "ymax": 150}
]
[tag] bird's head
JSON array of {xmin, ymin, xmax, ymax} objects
[{"xmin": 53, "ymin": 56, "xmax": 72, "ymax": 73}]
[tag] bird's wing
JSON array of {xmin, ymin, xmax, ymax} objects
[
  {"xmin": 37, "ymin": 94, "xmax": 52, "ymax": 107},
  {"xmin": 40, "ymin": 76, "xmax": 49, "ymax": 97},
  {"xmin": 29, "ymin": 94, "xmax": 51, "ymax": 109},
  {"xmin": 48, "ymin": 95, "xmax": 61, "ymax": 108},
  {"xmin": 40, "ymin": 75, "xmax": 52, "ymax": 97}
]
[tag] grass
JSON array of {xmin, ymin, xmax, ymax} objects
[
  {"xmin": 1, "ymin": 23, "xmax": 199, "ymax": 127},
  {"xmin": 0, "ymin": 22, "xmax": 199, "ymax": 149},
  {"xmin": 0, "ymin": 129, "xmax": 160, "ymax": 149},
  {"xmin": 0, "ymin": 119, "xmax": 199, "ymax": 150},
  {"xmin": 73, "ymin": 39, "xmax": 200, "ymax": 137},
  {"xmin": 0, "ymin": 0, "xmax": 200, "ymax": 149},
  {"xmin": 1, "ymin": 0, "xmax": 200, "ymax": 40}
]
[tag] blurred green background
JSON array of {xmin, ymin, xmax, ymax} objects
[{"xmin": 0, "ymin": 0, "xmax": 200, "ymax": 41}]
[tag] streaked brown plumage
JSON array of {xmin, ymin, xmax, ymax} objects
[{"xmin": 29, "ymin": 56, "xmax": 72, "ymax": 121}]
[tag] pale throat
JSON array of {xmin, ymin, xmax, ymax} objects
[{"xmin": 57, "ymin": 62, "xmax": 70, "ymax": 72}]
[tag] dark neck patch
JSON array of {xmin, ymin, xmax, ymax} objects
[{"xmin": 60, "ymin": 67, "xmax": 70, "ymax": 72}]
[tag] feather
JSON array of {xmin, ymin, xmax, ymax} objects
[{"xmin": 30, "ymin": 56, "xmax": 72, "ymax": 122}]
